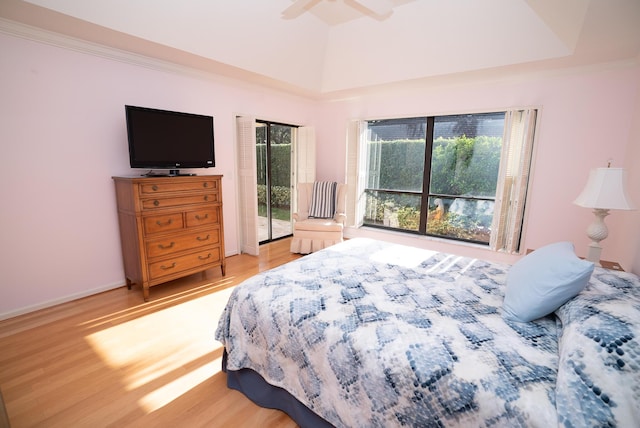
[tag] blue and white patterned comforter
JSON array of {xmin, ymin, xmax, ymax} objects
[{"xmin": 215, "ymin": 238, "xmax": 640, "ymax": 427}]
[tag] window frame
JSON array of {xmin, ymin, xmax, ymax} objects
[{"xmin": 352, "ymin": 109, "xmax": 538, "ymax": 252}]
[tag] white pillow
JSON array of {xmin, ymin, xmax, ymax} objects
[{"xmin": 502, "ymin": 242, "xmax": 594, "ymax": 322}]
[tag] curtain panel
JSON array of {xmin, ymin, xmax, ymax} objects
[
  {"xmin": 489, "ymin": 109, "xmax": 538, "ymax": 254},
  {"xmin": 236, "ymin": 116, "xmax": 260, "ymax": 255}
]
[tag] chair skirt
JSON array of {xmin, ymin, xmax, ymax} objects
[{"xmin": 289, "ymin": 227, "xmax": 343, "ymax": 254}]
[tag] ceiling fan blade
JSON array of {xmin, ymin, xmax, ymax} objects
[
  {"xmin": 282, "ymin": 0, "xmax": 322, "ymax": 19},
  {"xmin": 351, "ymin": 0, "xmax": 394, "ymax": 17}
]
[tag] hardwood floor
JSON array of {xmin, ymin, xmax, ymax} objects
[{"xmin": 0, "ymin": 239, "xmax": 302, "ymax": 428}]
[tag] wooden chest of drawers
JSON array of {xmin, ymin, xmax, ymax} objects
[{"xmin": 113, "ymin": 175, "xmax": 225, "ymax": 300}]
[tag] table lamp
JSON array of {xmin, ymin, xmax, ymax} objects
[{"xmin": 573, "ymin": 166, "xmax": 635, "ymax": 266}]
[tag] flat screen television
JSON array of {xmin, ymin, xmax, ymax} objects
[{"xmin": 125, "ymin": 105, "xmax": 215, "ymax": 176}]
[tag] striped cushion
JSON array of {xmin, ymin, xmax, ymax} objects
[{"xmin": 308, "ymin": 181, "xmax": 337, "ymax": 219}]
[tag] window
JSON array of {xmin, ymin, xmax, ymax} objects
[{"xmin": 352, "ymin": 109, "xmax": 537, "ymax": 252}]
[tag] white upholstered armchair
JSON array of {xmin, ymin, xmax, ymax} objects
[{"xmin": 290, "ymin": 182, "xmax": 347, "ymax": 254}]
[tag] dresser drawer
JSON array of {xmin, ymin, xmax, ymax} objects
[
  {"xmin": 146, "ymin": 228, "xmax": 220, "ymax": 258},
  {"xmin": 186, "ymin": 208, "xmax": 219, "ymax": 228},
  {"xmin": 140, "ymin": 179, "xmax": 219, "ymax": 195},
  {"xmin": 148, "ymin": 247, "xmax": 222, "ymax": 280},
  {"xmin": 143, "ymin": 213, "xmax": 184, "ymax": 235},
  {"xmin": 141, "ymin": 193, "xmax": 219, "ymax": 210}
]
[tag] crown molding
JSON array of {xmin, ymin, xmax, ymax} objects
[
  {"xmin": 0, "ymin": 17, "xmax": 321, "ymax": 100},
  {"xmin": 0, "ymin": 18, "xmax": 213, "ymax": 78}
]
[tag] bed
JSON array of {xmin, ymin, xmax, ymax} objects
[{"xmin": 215, "ymin": 238, "xmax": 640, "ymax": 427}]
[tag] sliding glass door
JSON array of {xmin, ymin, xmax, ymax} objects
[{"xmin": 256, "ymin": 121, "xmax": 293, "ymax": 243}]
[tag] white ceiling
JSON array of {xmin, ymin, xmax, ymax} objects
[{"xmin": 1, "ymin": 0, "xmax": 639, "ymax": 98}]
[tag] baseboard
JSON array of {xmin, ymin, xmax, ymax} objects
[
  {"xmin": 0, "ymin": 281, "xmax": 124, "ymax": 321},
  {"xmin": 0, "ymin": 251, "xmax": 239, "ymax": 322}
]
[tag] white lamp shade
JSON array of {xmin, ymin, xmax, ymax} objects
[{"xmin": 574, "ymin": 167, "xmax": 635, "ymax": 210}]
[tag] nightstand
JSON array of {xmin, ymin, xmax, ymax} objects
[
  {"xmin": 525, "ymin": 249, "xmax": 624, "ymax": 272},
  {"xmin": 598, "ymin": 260, "xmax": 624, "ymax": 271}
]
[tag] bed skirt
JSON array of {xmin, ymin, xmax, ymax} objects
[{"xmin": 222, "ymin": 350, "xmax": 334, "ymax": 428}]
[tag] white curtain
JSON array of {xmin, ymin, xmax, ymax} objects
[
  {"xmin": 489, "ymin": 109, "xmax": 538, "ymax": 253},
  {"xmin": 345, "ymin": 120, "xmax": 369, "ymax": 228},
  {"xmin": 291, "ymin": 126, "xmax": 316, "ymax": 216},
  {"xmin": 295, "ymin": 126, "xmax": 316, "ymax": 183},
  {"xmin": 236, "ymin": 116, "xmax": 259, "ymax": 255}
]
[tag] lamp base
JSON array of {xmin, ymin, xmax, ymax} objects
[
  {"xmin": 584, "ymin": 208, "xmax": 610, "ymax": 267},
  {"xmin": 586, "ymin": 242, "xmax": 602, "ymax": 267}
]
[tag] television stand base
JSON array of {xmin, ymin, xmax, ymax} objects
[{"xmin": 142, "ymin": 170, "xmax": 196, "ymax": 177}]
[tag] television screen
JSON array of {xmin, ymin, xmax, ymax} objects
[{"xmin": 125, "ymin": 105, "xmax": 215, "ymax": 174}]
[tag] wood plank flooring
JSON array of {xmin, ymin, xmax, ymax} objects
[{"xmin": 0, "ymin": 238, "xmax": 303, "ymax": 428}]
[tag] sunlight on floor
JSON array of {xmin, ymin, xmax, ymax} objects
[
  {"xmin": 84, "ymin": 286, "xmax": 236, "ymax": 413},
  {"xmin": 79, "ymin": 277, "xmax": 238, "ymax": 329},
  {"xmin": 139, "ymin": 354, "xmax": 223, "ymax": 412}
]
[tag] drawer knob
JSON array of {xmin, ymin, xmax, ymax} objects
[
  {"xmin": 196, "ymin": 234, "xmax": 210, "ymax": 242},
  {"xmin": 156, "ymin": 219, "xmax": 173, "ymax": 226},
  {"xmin": 160, "ymin": 262, "xmax": 176, "ymax": 270},
  {"xmin": 152, "ymin": 185, "xmax": 158, "ymax": 191},
  {"xmin": 204, "ymin": 195, "xmax": 209, "ymax": 201},
  {"xmin": 198, "ymin": 253, "xmax": 212, "ymax": 261},
  {"xmin": 195, "ymin": 214, "xmax": 209, "ymax": 220},
  {"xmin": 153, "ymin": 200, "xmax": 160, "ymax": 206},
  {"xmin": 203, "ymin": 182, "xmax": 208, "ymax": 188},
  {"xmin": 158, "ymin": 242, "xmax": 175, "ymax": 250}
]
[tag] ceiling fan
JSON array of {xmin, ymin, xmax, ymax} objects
[{"xmin": 282, "ymin": 0, "xmax": 394, "ymax": 20}]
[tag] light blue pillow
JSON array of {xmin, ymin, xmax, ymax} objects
[{"xmin": 503, "ymin": 242, "xmax": 594, "ymax": 322}]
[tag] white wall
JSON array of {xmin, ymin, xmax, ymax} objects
[
  {"xmin": 316, "ymin": 64, "xmax": 640, "ymax": 270},
  {"xmin": 2, "ymin": 28, "xmax": 639, "ymax": 319},
  {"xmin": 0, "ymin": 32, "xmax": 318, "ymax": 318}
]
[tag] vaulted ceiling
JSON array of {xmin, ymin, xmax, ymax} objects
[{"xmin": 1, "ymin": 0, "xmax": 639, "ymax": 99}]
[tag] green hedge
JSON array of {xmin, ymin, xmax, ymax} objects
[
  {"xmin": 367, "ymin": 136, "xmax": 501, "ymax": 196},
  {"xmin": 257, "ymin": 184, "xmax": 290, "ymax": 207},
  {"xmin": 256, "ymin": 144, "xmax": 291, "ymax": 187},
  {"xmin": 430, "ymin": 136, "xmax": 501, "ymax": 196}
]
